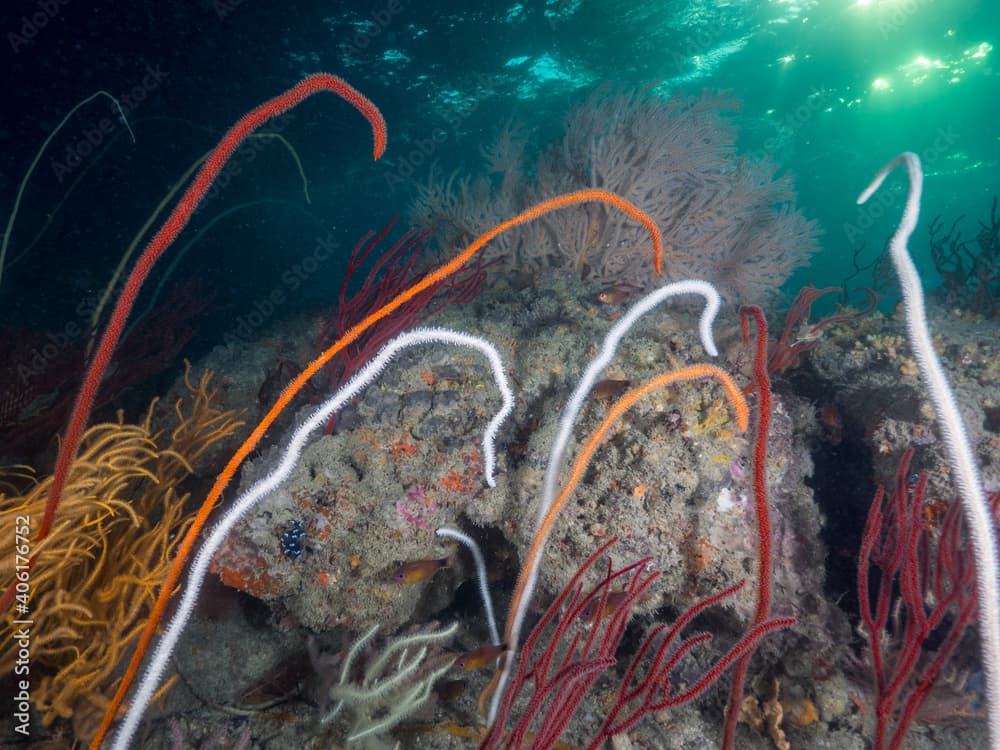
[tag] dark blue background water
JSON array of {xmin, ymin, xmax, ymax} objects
[{"xmin": 1, "ymin": 0, "xmax": 996, "ymax": 332}]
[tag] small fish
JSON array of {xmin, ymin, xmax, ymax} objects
[
  {"xmin": 578, "ymin": 590, "xmax": 630, "ymax": 622},
  {"xmin": 597, "ymin": 283, "xmax": 642, "ymax": 305},
  {"xmin": 391, "ymin": 557, "xmax": 448, "ymax": 584},
  {"xmin": 456, "ymin": 642, "xmax": 507, "ymax": 670},
  {"xmin": 591, "ymin": 378, "xmax": 631, "ymax": 401},
  {"xmin": 433, "ymin": 679, "xmax": 467, "ymax": 702},
  {"xmin": 817, "ymin": 403, "xmax": 843, "ymax": 446}
]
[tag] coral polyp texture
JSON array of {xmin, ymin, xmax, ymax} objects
[
  {"xmin": 410, "ymin": 86, "xmax": 820, "ymax": 302},
  {"xmin": 0, "ymin": 367, "xmax": 243, "ymax": 741},
  {"xmin": 211, "ymin": 280, "xmax": 832, "ymax": 685},
  {"xmin": 4, "ymin": 62, "xmax": 995, "ymax": 750}
]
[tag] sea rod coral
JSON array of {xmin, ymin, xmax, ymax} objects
[{"xmin": 6, "ymin": 66, "xmax": 989, "ymax": 750}]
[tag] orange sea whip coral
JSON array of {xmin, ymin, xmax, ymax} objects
[
  {"xmin": 92, "ymin": 186, "xmax": 663, "ymax": 747},
  {"xmin": 2, "ymin": 72, "xmax": 386, "ymax": 618},
  {"xmin": 110, "ymin": 328, "xmax": 512, "ymax": 748},
  {"xmin": 0, "ymin": 366, "xmax": 242, "ymax": 740},
  {"xmin": 1, "ymin": 72, "xmax": 386, "ymax": 748},
  {"xmin": 486, "ymin": 364, "xmax": 749, "ymax": 723}
]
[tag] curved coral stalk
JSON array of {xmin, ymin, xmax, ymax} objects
[
  {"xmin": 490, "ymin": 363, "xmax": 749, "ymax": 724},
  {"xmin": 110, "ymin": 327, "xmax": 513, "ymax": 749},
  {"xmin": 8, "ymin": 73, "xmax": 386, "ymax": 619},
  {"xmin": 858, "ymin": 152, "xmax": 1000, "ymax": 750},
  {"xmin": 99, "ymin": 187, "xmax": 662, "ymax": 749},
  {"xmin": 68, "ymin": 73, "xmax": 386, "ymax": 749}
]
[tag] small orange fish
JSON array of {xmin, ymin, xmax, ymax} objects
[
  {"xmin": 597, "ymin": 283, "xmax": 642, "ymax": 305},
  {"xmin": 391, "ymin": 557, "xmax": 448, "ymax": 584},
  {"xmin": 591, "ymin": 378, "xmax": 631, "ymax": 401},
  {"xmin": 817, "ymin": 403, "xmax": 843, "ymax": 446},
  {"xmin": 578, "ymin": 590, "xmax": 630, "ymax": 622},
  {"xmin": 456, "ymin": 642, "xmax": 507, "ymax": 670}
]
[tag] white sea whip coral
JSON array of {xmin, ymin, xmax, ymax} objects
[
  {"xmin": 859, "ymin": 152, "xmax": 1000, "ymax": 750},
  {"xmin": 112, "ymin": 327, "xmax": 514, "ymax": 749}
]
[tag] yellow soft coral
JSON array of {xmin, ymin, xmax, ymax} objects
[{"xmin": 0, "ymin": 364, "xmax": 243, "ymax": 741}]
